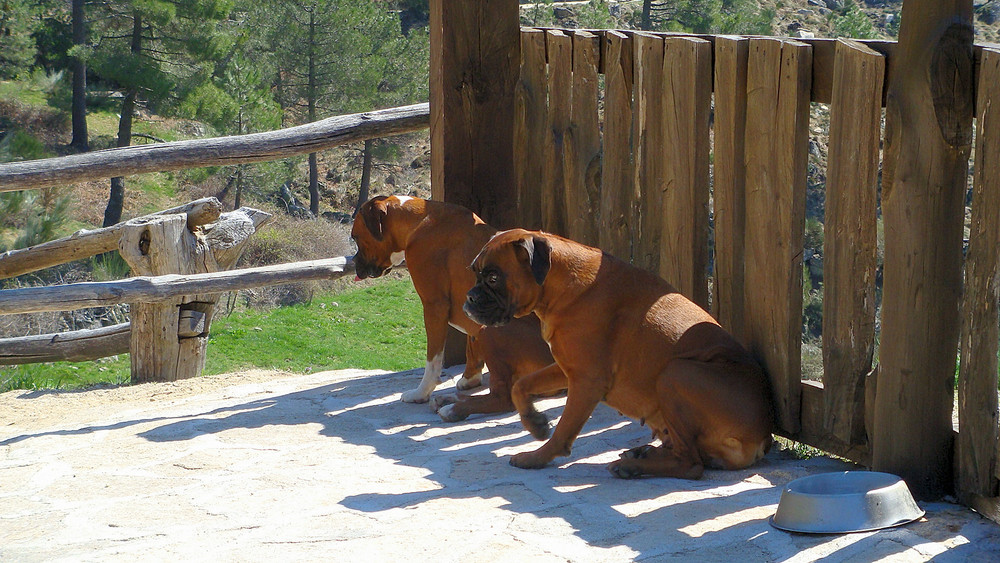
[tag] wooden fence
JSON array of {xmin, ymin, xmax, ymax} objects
[
  {"xmin": 512, "ymin": 28, "xmax": 999, "ymax": 516},
  {"xmin": 0, "ymin": 105, "xmax": 427, "ymax": 381}
]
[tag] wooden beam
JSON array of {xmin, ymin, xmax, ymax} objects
[
  {"xmin": 514, "ymin": 28, "xmax": 547, "ymax": 230},
  {"xmin": 658, "ymin": 36, "xmax": 712, "ymax": 309},
  {"xmin": 564, "ymin": 30, "xmax": 601, "ymax": 247},
  {"xmin": 0, "ymin": 257, "xmax": 352, "ymax": 315},
  {"xmin": 957, "ymin": 47, "xmax": 1000, "ymax": 500},
  {"xmin": 542, "ymin": 30, "xmax": 572, "ymax": 236},
  {"xmin": 0, "ymin": 323, "xmax": 130, "ymax": 364},
  {"xmin": 822, "ymin": 39, "xmax": 883, "ymax": 446},
  {"xmin": 711, "ymin": 36, "xmax": 749, "ymax": 343},
  {"xmin": 0, "ymin": 104, "xmax": 429, "ymax": 192},
  {"xmin": 743, "ymin": 38, "xmax": 812, "ymax": 435},
  {"xmin": 0, "ymin": 198, "xmax": 222, "ymax": 280},
  {"xmin": 429, "ymin": 0, "xmax": 519, "ymax": 228},
  {"xmin": 631, "ymin": 32, "xmax": 665, "ymax": 274},
  {"xmin": 874, "ymin": 0, "xmax": 975, "ymax": 500},
  {"xmin": 598, "ymin": 30, "xmax": 634, "ymax": 262}
]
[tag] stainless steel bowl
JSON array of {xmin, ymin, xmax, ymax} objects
[{"xmin": 771, "ymin": 471, "xmax": 924, "ymax": 534}]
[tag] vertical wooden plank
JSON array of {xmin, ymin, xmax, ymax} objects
[
  {"xmin": 429, "ymin": 0, "xmax": 519, "ymax": 228},
  {"xmin": 712, "ymin": 36, "xmax": 749, "ymax": 342},
  {"xmin": 543, "ymin": 30, "xmax": 571, "ymax": 236},
  {"xmin": 874, "ymin": 1, "xmax": 974, "ymax": 500},
  {"xmin": 957, "ymin": 47, "xmax": 1000, "ymax": 500},
  {"xmin": 564, "ymin": 30, "xmax": 601, "ymax": 246},
  {"xmin": 744, "ymin": 38, "xmax": 812, "ymax": 435},
  {"xmin": 822, "ymin": 39, "xmax": 884, "ymax": 446},
  {"xmin": 659, "ymin": 36, "xmax": 712, "ymax": 309},
  {"xmin": 515, "ymin": 29, "xmax": 547, "ymax": 230},
  {"xmin": 599, "ymin": 30, "xmax": 634, "ymax": 261},
  {"xmin": 631, "ymin": 32, "xmax": 665, "ymax": 273}
]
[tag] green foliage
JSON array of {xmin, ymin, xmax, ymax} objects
[
  {"xmin": 0, "ymin": 0, "xmax": 38, "ymax": 78},
  {"xmin": 0, "ymin": 129, "xmax": 50, "ymax": 161},
  {"xmin": 829, "ymin": 0, "xmax": 877, "ymax": 40},
  {"xmin": 578, "ymin": 1, "xmax": 616, "ymax": 29},
  {"xmin": 645, "ymin": 0, "xmax": 774, "ymax": 35},
  {"xmin": 0, "ymin": 279, "xmax": 426, "ymax": 392}
]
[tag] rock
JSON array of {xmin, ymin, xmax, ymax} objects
[{"xmin": 798, "ymin": 30, "xmax": 816, "ymax": 39}]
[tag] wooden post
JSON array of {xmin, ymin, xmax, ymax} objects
[
  {"xmin": 514, "ymin": 28, "xmax": 547, "ymax": 231},
  {"xmin": 957, "ymin": 48, "xmax": 1000, "ymax": 505},
  {"xmin": 118, "ymin": 208, "xmax": 271, "ymax": 382},
  {"xmin": 711, "ymin": 36, "xmax": 749, "ymax": 343},
  {"xmin": 874, "ymin": 0, "xmax": 975, "ymax": 500},
  {"xmin": 599, "ymin": 30, "xmax": 634, "ymax": 262},
  {"xmin": 429, "ymin": 0, "xmax": 519, "ymax": 229},
  {"xmin": 822, "ymin": 39, "xmax": 884, "ymax": 447},
  {"xmin": 743, "ymin": 38, "xmax": 812, "ymax": 435},
  {"xmin": 430, "ymin": 0, "xmax": 519, "ymax": 368}
]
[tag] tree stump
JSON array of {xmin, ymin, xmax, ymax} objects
[{"xmin": 118, "ymin": 207, "xmax": 272, "ymax": 383}]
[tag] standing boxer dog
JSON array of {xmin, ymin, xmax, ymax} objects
[
  {"xmin": 465, "ymin": 229, "xmax": 774, "ymax": 479},
  {"xmin": 352, "ymin": 196, "xmax": 559, "ymax": 415}
]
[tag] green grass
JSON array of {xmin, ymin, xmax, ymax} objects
[{"xmin": 0, "ymin": 278, "xmax": 426, "ymax": 393}]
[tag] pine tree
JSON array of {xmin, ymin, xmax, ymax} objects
[{"xmin": 88, "ymin": 0, "xmax": 233, "ymax": 227}]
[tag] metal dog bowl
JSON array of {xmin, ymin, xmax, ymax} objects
[{"xmin": 771, "ymin": 471, "xmax": 924, "ymax": 534}]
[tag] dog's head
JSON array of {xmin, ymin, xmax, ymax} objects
[
  {"xmin": 464, "ymin": 229, "xmax": 551, "ymax": 327},
  {"xmin": 351, "ymin": 195, "xmax": 406, "ymax": 279}
]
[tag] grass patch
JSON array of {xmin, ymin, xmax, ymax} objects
[{"xmin": 0, "ymin": 278, "xmax": 425, "ymax": 393}]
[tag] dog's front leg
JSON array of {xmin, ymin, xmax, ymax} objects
[
  {"xmin": 510, "ymin": 370, "xmax": 601, "ymax": 469},
  {"xmin": 509, "ymin": 363, "xmax": 567, "ymax": 439}
]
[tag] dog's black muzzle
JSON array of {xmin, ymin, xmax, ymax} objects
[
  {"xmin": 353, "ymin": 254, "xmax": 391, "ymax": 280},
  {"xmin": 464, "ymin": 284, "xmax": 514, "ymax": 327}
]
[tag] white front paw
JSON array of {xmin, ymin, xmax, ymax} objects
[{"xmin": 401, "ymin": 388, "xmax": 431, "ymax": 403}]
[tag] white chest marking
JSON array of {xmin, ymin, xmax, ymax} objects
[{"xmin": 390, "ymin": 251, "xmax": 405, "ymax": 266}]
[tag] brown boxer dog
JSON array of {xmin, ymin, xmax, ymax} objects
[
  {"xmin": 464, "ymin": 229, "xmax": 774, "ymax": 479},
  {"xmin": 352, "ymin": 196, "xmax": 560, "ymax": 416}
]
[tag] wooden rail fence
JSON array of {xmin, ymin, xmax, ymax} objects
[{"xmin": 512, "ymin": 28, "xmax": 999, "ymax": 516}]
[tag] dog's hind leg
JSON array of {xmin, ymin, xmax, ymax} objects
[
  {"xmin": 509, "ymin": 363, "xmax": 567, "ymax": 440},
  {"xmin": 402, "ymin": 302, "xmax": 450, "ymax": 403}
]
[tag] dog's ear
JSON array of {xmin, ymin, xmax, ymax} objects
[
  {"xmin": 515, "ymin": 235, "xmax": 551, "ymax": 285},
  {"xmin": 359, "ymin": 196, "xmax": 389, "ymax": 241}
]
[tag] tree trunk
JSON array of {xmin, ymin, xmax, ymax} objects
[
  {"xmin": 641, "ymin": 0, "xmax": 653, "ymax": 30},
  {"xmin": 355, "ymin": 138, "xmax": 373, "ymax": 215},
  {"xmin": 103, "ymin": 12, "xmax": 142, "ymax": 228},
  {"xmin": 70, "ymin": 0, "xmax": 88, "ymax": 152},
  {"xmin": 305, "ymin": 6, "xmax": 320, "ymax": 217},
  {"xmin": 873, "ymin": 0, "xmax": 974, "ymax": 500}
]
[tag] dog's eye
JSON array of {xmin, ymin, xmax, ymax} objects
[{"xmin": 486, "ymin": 272, "xmax": 499, "ymax": 286}]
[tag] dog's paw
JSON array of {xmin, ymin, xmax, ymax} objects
[
  {"xmin": 620, "ymin": 444, "xmax": 656, "ymax": 460},
  {"xmin": 607, "ymin": 459, "xmax": 644, "ymax": 479},
  {"xmin": 510, "ymin": 451, "xmax": 551, "ymax": 470},
  {"xmin": 438, "ymin": 403, "xmax": 470, "ymax": 422},
  {"xmin": 401, "ymin": 388, "xmax": 431, "ymax": 403},
  {"xmin": 521, "ymin": 410, "xmax": 550, "ymax": 440},
  {"xmin": 455, "ymin": 373, "xmax": 482, "ymax": 391},
  {"xmin": 428, "ymin": 394, "xmax": 457, "ymax": 412}
]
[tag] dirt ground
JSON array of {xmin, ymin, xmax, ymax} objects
[{"xmin": 2, "ymin": 367, "xmax": 999, "ymax": 562}]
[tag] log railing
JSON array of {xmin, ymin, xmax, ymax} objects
[{"xmin": 0, "ymin": 104, "xmax": 424, "ymax": 381}]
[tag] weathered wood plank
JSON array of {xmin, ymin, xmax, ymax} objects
[
  {"xmin": 429, "ymin": 0, "xmax": 519, "ymax": 228},
  {"xmin": 0, "ymin": 105, "xmax": 429, "ymax": 193},
  {"xmin": 822, "ymin": 39, "xmax": 884, "ymax": 446},
  {"xmin": 0, "ymin": 323, "xmax": 130, "ymax": 364},
  {"xmin": 957, "ymin": 47, "xmax": 1000, "ymax": 499},
  {"xmin": 743, "ymin": 38, "xmax": 811, "ymax": 435},
  {"xmin": 542, "ymin": 30, "xmax": 572, "ymax": 235},
  {"xmin": 564, "ymin": 30, "xmax": 601, "ymax": 246},
  {"xmin": 711, "ymin": 36, "xmax": 749, "ymax": 343},
  {"xmin": 874, "ymin": 2, "xmax": 975, "ymax": 500},
  {"xmin": 515, "ymin": 28, "xmax": 548, "ymax": 230},
  {"xmin": 658, "ymin": 36, "xmax": 711, "ymax": 309},
  {"xmin": 599, "ymin": 30, "xmax": 634, "ymax": 262},
  {"xmin": 0, "ymin": 198, "xmax": 223, "ymax": 280},
  {"xmin": 0, "ymin": 257, "xmax": 352, "ymax": 315},
  {"xmin": 631, "ymin": 32, "xmax": 665, "ymax": 274}
]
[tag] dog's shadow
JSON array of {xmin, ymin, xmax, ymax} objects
[{"xmin": 131, "ymin": 367, "xmax": 948, "ymax": 561}]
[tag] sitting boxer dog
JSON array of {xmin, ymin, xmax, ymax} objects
[
  {"xmin": 352, "ymin": 196, "xmax": 560, "ymax": 418},
  {"xmin": 464, "ymin": 229, "xmax": 774, "ymax": 479}
]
